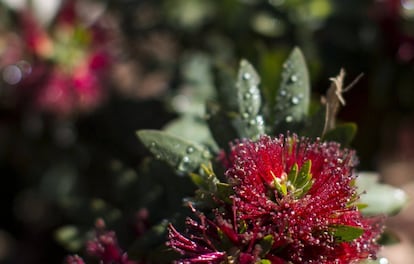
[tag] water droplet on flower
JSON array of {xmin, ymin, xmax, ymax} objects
[
  {"xmin": 291, "ymin": 96, "xmax": 300, "ymax": 105},
  {"xmin": 285, "ymin": 116, "xmax": 293, "ymax": 122},
  {"xmin": 186, "ymin": 146, "xmax": 195, "ymax": 154}
]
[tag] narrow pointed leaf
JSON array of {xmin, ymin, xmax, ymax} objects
[
  {"xmin": 235, "ymin": 59, "xmax": 265, "ymax": 140},
  {"xmin": 287, "ymin": 163, "xmax": 299, "ymax": 185},
  {"xmin": 274, "ymin": 178, "xmax": 287, "ymax": 196},
  {"xmin": 274, "ymin": 47, "xmax": 310, "ymax": 130},
  {"xmin": 298, "ymin": 179, "xmax": 314, "ymax": 198},
  {"xmin": 295, "ymin": 160, "xmax": 312, "ymax": 189},
  {"xmin": 331, "ymin": 225, "xmax": 364, "ymax": 242},
  {"xmin": 137, "ymin": 130, "xmax": 211, "ymax": 175},
  {"xmin": 237, "ymin": 59, "xmax": 261, "ymax": 118}
]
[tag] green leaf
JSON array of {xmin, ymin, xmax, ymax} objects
[
  {"xmin": 259, "ymin": 259, "xmax": 272, "ymax": 264},
  {"xmin": 302, "ymin": 104, "xmax": 326, "ymax": 138},
  {"xmin": 259, "ymin": 48, "xmax": 289, "ymax": 123},
  {"xmin": 322, "ymin": 122, "xmax": 357, "ymax": 146},
  {"xmin": 236, "ymin": 59, "xmax": 265, "ymax": 140},
  {"xmin": 164, "ymin": 116, "xmax": 219, "ymax": 152},
  {"xmin": 171, "ymin": 52, "xmax": 215, "ymax": 117},
  {"xmin": 358, "ymin": 258, "xmax": 389, "ymax": 264},
  {"xmin": 259, "ymin": 235, "xmax": 274, "ymax": 257},
  {"xmin": 274, "ymin": 178, "xmax": 288, "ymax": 196},
  {"xmin": 137, "ymin": 130, "xmax": 211, "ymax": 175},
  {"xmin": 295, "ymin": 160, "xmax": 312, "ymax": 189},
  {"xmin": 237, "ymin": 59, "xmax": 261, "ymax": 118},
  {"xmin": 216, "ymin": 182, "xmax": 233, "ymax": 204},
  {"xmin": 213, "ymin": 63, "xmax": 238, "ymax": 112},
  {"xmin": 205, "ymin": 102, "xmax": 238, "ymax": 152},
  {"xmin": 378, "ymin": 229, "xmax": 401, "ymax": 245},
  {"xmin": 54, "ymin": 225, "xmax": 84, "ymax": 252},
  {"xmin": 330, "ymin": 225, "xmax": 364, "ymax": 242},
  {"xmin": 356, "ymin": 172, "xmax": 408, "ymax": 216},
  {"xmin": 287, "ymin": 163, "xmax": 299, "ymax": 185},
  {"xmin": 274, "ymin": 47, "xmax": 310, "ymax": 131}
]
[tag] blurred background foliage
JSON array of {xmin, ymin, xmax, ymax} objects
[{"xmin": 1, "ymin": 0, "xmax": 414, "ymax": 263}]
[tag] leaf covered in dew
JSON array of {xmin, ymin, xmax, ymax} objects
[
  {"xmin": 235, "ymin": 59, "xmax": 265, "ymax": 140},
  {"xmin": 137, "ymin": 130, "xmax": 212, "ymax": 175},
  {"xmin": 274, "ymin": 47, "xmax": 310, "ymax": 131}
]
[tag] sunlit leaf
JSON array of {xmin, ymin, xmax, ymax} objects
[{"xmin": 357, "ymin": 172, "xmax": 408, "ymax": 216}]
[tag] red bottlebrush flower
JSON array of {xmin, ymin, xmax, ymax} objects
[
  {"xmin": 86, "ymin": 219, "xmax": 138, "ymax": 264},
  {"xmin": 167, "ymin": 135, "xmax": 384, "ymax": 264},
  {"xmin": 65, "ymin": 255, "xmax": 86, "ymax": 264}
]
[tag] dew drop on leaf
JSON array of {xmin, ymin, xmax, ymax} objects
[
  {"xmin": 177, "ymin": 156, "xmax": 191, "ymax": 173},
  {"xmin": 285, "ymin": 116, "xmax": 293, "ymax": 122},
  {"xmin": 290, "ymin": 74, "xmax": 298, "ymax": 82},
  {"xmin": 242, "ymin": 72, "xmax": 251, "ymax": 80},
  {"xmin": 186, "ymin": 146, "xmax": 195, "ymax": 154},
  {"xmin": 291, "ymin": 96, "xmax": 300, "ymax": 105},
  {"xmin": 244, "ymin": 92, "xmax": 251, "ymax": 100}
]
